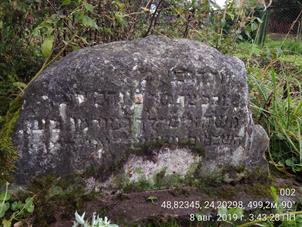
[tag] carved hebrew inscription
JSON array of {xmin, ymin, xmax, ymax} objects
[
  {"xmin": 131, "ymin": 69, "xmax": 245, "ymax": 148},
  {"xmin": 22, "ymin": 68, "xmax": 246, "ymax": 156}
]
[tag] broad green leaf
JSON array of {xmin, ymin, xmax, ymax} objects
[
  {"xmin": 61, "ymin": 0, "xmax": 71, "ymax": 6},
  {"xmin": 84, "ymin": 2, "xmax": 94, "ymax": 12},
  {"xmin": 0, "ymin": 192, "xmax": 11, "ymax": 201},
  {"xmin": 114, "ymin": 1, "xmax": 125, "ymax": 10},
  {"xmin": 0, "ymin": 202, "xmax": 10, "ymax": 218},
  {"xmin": 251, "ymin": 22, "xmax": 258, "ymax": 31},
  {"xmin": 13, "ymin": 82, "xmax": 27, "ymax": 91},
  {"xmin": 24, "ymin": 197, "xmax": 34, "ymax": 213},
  {"xmin": 114, "ymin": 12, "xmax": 126, "ymax": 27},
  {"xmin": 11, "ymin": 201, "xmax": 24, "ymax": 211},
  {"xmin": 41, "ymin": 36, "xmax": 54, "ymax": 58},
  {"xmin": 81, "ymin": 15, "xmax": 98, "ymax": 29},
  {"xmin": 285, "ymin": 158, "xmax": 295, "ymax": 167}
]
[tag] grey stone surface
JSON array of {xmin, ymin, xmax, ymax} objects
[{"xmin": 13, "ymin": 35, "xmax": 269, "ymax": 184}]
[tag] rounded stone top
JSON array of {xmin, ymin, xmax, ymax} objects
[{"xmin": 14, "ymin": 35, "xmax": 268, "ymax": 184}]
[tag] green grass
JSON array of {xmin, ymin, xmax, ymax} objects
[
  {"xmin": 266, "ymin": 38, "xmax": 302, "ymax": 55},
  {"xmin": 235, "ymin": 39, "xmax": 302, "ymax": 174},
  {"xmin": 279, "ymin": 54, "xmax": 302, "ymax": 71}
]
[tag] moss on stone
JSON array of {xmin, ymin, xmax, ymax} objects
[
  {"xmin": 153, "ymin": 169, "xmax": 186, "ymax": 189},
  {"xmin": 0, "ymin": 96, "xmax": 21, "ymax": 183},
  {"xmin": 115, "ymin": 161, "xmax": 202, "ymax": 193},
  {"xmin": 118, "ymin": 175, "xmax": 153, "ymax": 192},
  {"xmin": 246, "ymin": 166, "xmax": 272, "ymax": 184},
  {"xmin": 243, "ymin": 183, "xmax": 272, "ymax": 198}
]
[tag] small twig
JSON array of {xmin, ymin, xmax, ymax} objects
[
  {"xmin": 143, "ymin": 0, "xmax": 164, "ymax": 37},
  {"xmin": 183, "ymin": 10, "xmax": 194, "ymax": 38},
  {"xmin": 152, "ymin": 4, "xmax": 164, "ymax": 30},
  {"xmin": 218, "ymin": 0, "xmax": 229, "ymax": 46},
  {"xmin": 281, "ymin": 8, "xmax": 302, "ymax": 47},
  {"xmin": 145, "ymin": 0, "xmax": 153, "ymax": 9},
  {"xmin": 22, "ymin": 43, "xmax": 69, "ymax": 97}
]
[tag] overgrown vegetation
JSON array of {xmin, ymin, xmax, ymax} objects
[
  {"xmin": 0, "ymin": 182, "xmax": 34, "ymax": 227},
  {"xmin": 0, "ymin": 0, "xmax": 302, "ymax": 226},
  {"xmin": 0, "ymin": 97, "xmax": 21, "ymax": 183},
  {"xmin": 235, "ymin": 39, "xmax": 302, "ymax": 175}
]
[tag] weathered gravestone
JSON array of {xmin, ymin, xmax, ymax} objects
[{"xmin": 13, "ymin": 36, "xmax": 269, "ymax": 185}]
